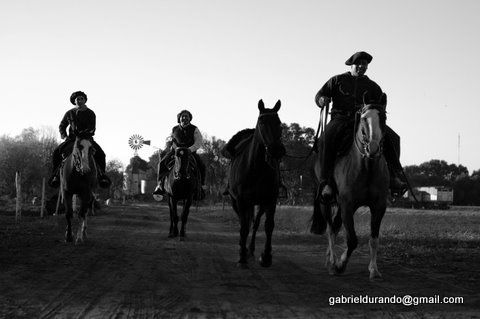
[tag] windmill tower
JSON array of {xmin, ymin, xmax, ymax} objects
[{"xmin": 128, "ymin": 134, "xmax": 150, "ymax": 156}]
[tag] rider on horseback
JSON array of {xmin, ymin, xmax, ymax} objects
[
  {"xmin": 48, "ymin": 91, "xmax": 111, "ymax": 189},
  {"xmin": 315, "ymin": 51, "xmax": 407, "ymax": 201},
  {"xmin": 153, "ymin": 109, "xmax": 206, "ymax": 197}
]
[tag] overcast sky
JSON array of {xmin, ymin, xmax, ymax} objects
[{"xmin": 1, "ymin": 0, "xmax": 479, "ymax": 172}]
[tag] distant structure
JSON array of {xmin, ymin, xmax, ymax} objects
[
  {"xmin": 122, "ymin": 155, "xmax": 156, "ymax": 196},
  {"xmin": 128, "ymin": 134, "xmax": 150, "ymax": 156},
  {"xmin": 398, "ymin": 186, "xmax": 454, "ymax": 209}
]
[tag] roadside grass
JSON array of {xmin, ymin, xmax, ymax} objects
[{"xmin": 200, "ymin": 204, "xmax": 480, "ymax": 289}]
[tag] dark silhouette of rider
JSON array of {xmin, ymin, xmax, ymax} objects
[
  {"xmin": 153, "ymin": 109, "xmax": 206, "ymax": 197},
  {"xmin": 48, "ymin": 91, "xmax": 111, "ymax": 188},
  {"xmin": 315, "ymin": 51, "xmax": 407, "ymax": 201}
]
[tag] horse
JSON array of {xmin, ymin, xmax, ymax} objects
[
  {"xmin": 60, "ymin": 136, "xmax": 98, "ymax": 244},
  {"xmin": 226, "ymin": 99, "xmax": 285, "ymax": 268},
  {"xmin": 311, "ymin": 92, "xmax": 389, "ymax": 280},
  {"xmin": 163, "ymin": 147, "xmax": 199, "ymax": 240}
]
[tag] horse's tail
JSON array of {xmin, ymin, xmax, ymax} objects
[{"xmin": 310, "ymin": 196, "xmax": 327, "ymax": 235}]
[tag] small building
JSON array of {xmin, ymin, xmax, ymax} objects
[{"xmin": 416, "ymin": 186, "xmax": 454, "ymax": 203}]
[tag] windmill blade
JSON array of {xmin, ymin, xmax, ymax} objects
[{"xmin": 143, "ymin": 140, "xmax": 151, "ymax": 145}]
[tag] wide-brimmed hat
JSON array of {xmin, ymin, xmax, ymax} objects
[
  {"xmin": 345, "ymin": 51, "xmax": 373, "ymax": 65},
  {"xmin": 70, "ymin": 91, "xmax": 87, "ymax": 105}
]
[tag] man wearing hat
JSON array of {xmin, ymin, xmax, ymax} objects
[
  {"xmin": 48, "ymin": 91, "xmax": 111, "ymax": 188},
  {"xmin": 315, "ymin": 51, "xmax": 407, "ymax": 201},
  {"xmin": 153, "ymin": 109, "xmax": 206, "ymax": 197}
]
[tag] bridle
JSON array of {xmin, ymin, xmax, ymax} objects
[
  {"xmin": 257, "ymin": 112, "xmax": 284, "ymax": 165},
  {"xmin": 72, "ymin": 139, "xmax": 94, "ymax": 174},
  {"xmin": 353, "ymin": 103, "xmax": 386, "ymax": 159}
]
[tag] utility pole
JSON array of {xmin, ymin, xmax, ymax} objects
[{"xmin": 457, "ymin": 133, "xmax": 460, "ymax": 166}]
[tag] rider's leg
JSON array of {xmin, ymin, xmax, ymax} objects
[
  {"xmin": 48, "ymin": 140, "xmax": 72, "ymax": 188},
  {"xmin": 153, "ymin": 150, "xmax": 173, "ymax": 195},
  {"xmin": 48, "ymin": 146, "xmax": 62, "ymax": 187},
  {"xmin": 92, "ymin": 141, "xmax": 111, "ymax": 188},
  {"xmin": 318, "ymin": 119, "xmax": 343, "ymax": 200},
  {"xmin": 384, "ymin": 126, "xmax": 407, "ymax": 196}
]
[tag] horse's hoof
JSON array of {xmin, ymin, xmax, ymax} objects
[
  {"xmin": 65, "ymin": 236, "xmax": 73, "ymax": 243},
  {"xmin": 326, "ymin": 263, "xmax": 336, "ymax": 275},
  {"xmin": 369, "ymin": 270, "xmax": 383, "ymax": 281},
  {"xmin": 179, "ymin": 236, "xmax": 186, "ymax": 242},
  {"xmin": 259, "ymin": 253, "xmax": 272, "ymax": 268},
  {"xmin": 335, "ymin": 263, "xmax": 347, "ymax": 274},
  {"xmin": 236, "ymin": 262, "xmax": 249, "ymax": 269}
]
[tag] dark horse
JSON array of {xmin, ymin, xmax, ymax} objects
[
  {"xmin": 226, "ymin": 100, "xmax": 285, "ymax": 268},
  {"xmin": 163, "ymin": 147, "xmax": 199, "ymax": 240},
  {"xmin": 311, "ymin": 93, "xmax": 389, "ymax": 280},
  {"xmin": 60, "ymin": 137, "xmax": 98, "ymax": 243}
]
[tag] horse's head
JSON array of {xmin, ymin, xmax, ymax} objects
[
  {"xmin": 173, "ymin": 147, "xmax": 192, "ymax": 180},
  {"xmin": 72, "ymin": 137, "xmax": 95, "ymax": 174},
  {"xmin": 356, "ymin": 92, "xmax": 387, "ymax": 158},
  {"xmin": 256, "ymin": 99, "xmax": 286, "ymax": 160}
]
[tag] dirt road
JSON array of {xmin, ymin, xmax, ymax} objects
[{"xmin": 1, "ymin": 204, "xmax": 478, "ymax": 318}]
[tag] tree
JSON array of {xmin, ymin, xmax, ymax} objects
[
  {"xmin": 103, "ymin": 160, "xmax": 125, "ymax": 199},
  {"xmin": 200, "ymin": 135, "xmax": 229, "ymax": 202},
  {"xmin": 0, "ymin": 127, "xmax": 59, "ymax": 199},
  {"xmin": 279, "ymin": 123, "xmax": 317, "ymax": 205},
  {"xmin": 404, "ymin": 159, "xmax": 469, "ymax": 187}
]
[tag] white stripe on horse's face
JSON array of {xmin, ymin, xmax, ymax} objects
[
  {"xmin": 361, "ymin": 109, "xmax": 382, "ymax": 156},
  {"xmin": 79, "ymin": 139, "xmax": 92, "ymax": 173}
]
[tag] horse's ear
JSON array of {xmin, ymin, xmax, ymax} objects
[
  {"xmin": 380, "ymin": 93, "xmax": 387, "ymax": 105},
  {"xmin": 258, "ymin": 99, "xmax": 265, "ymax": 112},
  {"xmin": 273, "ymin": 100, "xmax": 281, "ymax": 112}
]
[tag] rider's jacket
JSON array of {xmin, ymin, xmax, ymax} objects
[
  {"xmin": 59, "ymin": 107, "xmax": 96, "ymax": 139},
  {"xmin": 317, "ymin": 72, "xmax": 383, "ymax": 114}
]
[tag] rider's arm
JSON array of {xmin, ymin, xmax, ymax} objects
[
  {"xmin": 315, "ymin": 77, "xmax": 334, "ymax": 109},
  {"xmin": 59, "ymin": 111, "xmax": 70, "ymax": 139},
  {"xmin": 189, "ymin": 128, "xmax": 203, "ymax": 153}
]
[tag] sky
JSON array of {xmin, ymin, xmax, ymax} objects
[{"xmin": 1, "ymin": 0, "xmax": 479, "ymax": 173}]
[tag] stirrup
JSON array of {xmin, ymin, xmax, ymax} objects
[{"xmin": 152, "ymin": 186, "xmax": 165, "ymax": 195}]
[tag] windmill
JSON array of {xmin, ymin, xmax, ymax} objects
[{"xmin": 128, "ymin": 134, "xmax": 151, "ymax": 156}]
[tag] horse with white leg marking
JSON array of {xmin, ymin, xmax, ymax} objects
[
  {"xmin": 311, "ymin": 92, "xmax": 389, "ymax": 280},
  {"xmin": 60, "ymin": 136, "xmax": 98, "ymax": 244}
]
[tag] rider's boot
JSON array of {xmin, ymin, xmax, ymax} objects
[
  {"xmin": 98, "ymin": 172, "xmax": 111, "ymax": 188},
  {"xmin": 390, "ymin": 169, "xmax": 408, "ymax": 197},
  {"xmin": 153, "ymin": 180, "xmax": 165, "ymax": 195}
]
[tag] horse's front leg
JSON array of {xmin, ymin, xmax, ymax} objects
[
  {"xmin": 64, "ymin": 193, "xmax": 74, "ymax": 243},
  {"xmin": 336, "ymin": 203, "xmax": 358, "ymax": 274},
  {"xmin": 237, "ymin": 201, "xmax": 253, "ymax": 268},
  {"xmin": 179, "ymin": 198, "xmax": 192, "ymax": 240},
  {"xmin": 248, "ymin": 206, "xmax": 264, "ymax": 258},
  {"xmin": 259, "ymin": 203, "xmax": 276, "ymax": 267},
  {"xmin": 368, "ymin": 205, "xmax": 386, "ymax": 280},
  {"xmin": 75, "ymin": 196, "xmax": 89, "ymax": 244},
  {"xmin": 168, "ymin": 196, "xmax": 179, "ymax": 238}
]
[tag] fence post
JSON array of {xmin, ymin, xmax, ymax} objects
[
  {"xmin": 15, "ymin": 171, "xmax": 21, "ymax": 222},
  {"xmin": 41, "ymin": 178, "xmax": 46, "ymax": 218}
]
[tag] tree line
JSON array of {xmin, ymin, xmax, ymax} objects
[{"xmin": 1, "ymin": 126, "xmax": 479, "ymax": 206}]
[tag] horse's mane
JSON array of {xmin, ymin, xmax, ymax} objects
[
  {"xmin": 228, "ymin": 129, "xmax": 255, "ymax": 144},
  {"xmin": 222, "ymin": 128, "xmax": 255, "ymax": 159}
]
